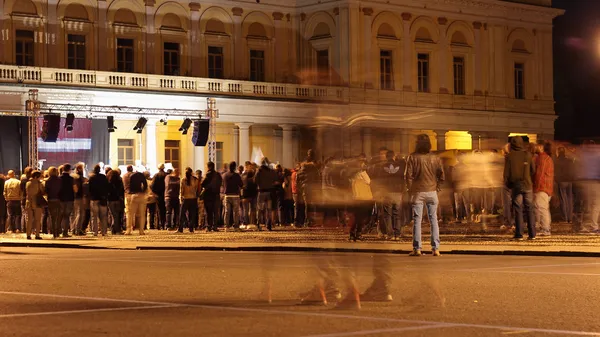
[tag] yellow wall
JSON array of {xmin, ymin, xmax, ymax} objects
[{"xmin": 446, "ymin": 131, "xmax": 473, "ymax": 150}]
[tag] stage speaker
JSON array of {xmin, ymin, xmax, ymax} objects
[
  {"xmin": 41, "ymin": 114, "xmax": 61, "ymax": 142},
  {"xmin": 191, "ymin": 120, "xmax": 209, "ymax": 146}
]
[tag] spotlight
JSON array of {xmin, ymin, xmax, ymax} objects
[
  {"xmin": 107, "ymin": 116, "xmax": 116, "ymax": 133},
  {"xmin": 179, "ymin": 118, "xmax": 192, "ymax": 135},
  {"xmin": 133, "ymin": 117, "xmax": 147, "ymax": 134},
  {"xmin": 65, "ymin": 113, "xmax": 75, "ymax": 132},
  {"xmin": 160, "ymin": 117, "xmax": 168, "ymax": 125}
]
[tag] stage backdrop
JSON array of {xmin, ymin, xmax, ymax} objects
[{"xmin": 0, "ymin": 116, "xmax": 29, "ymax": 175}]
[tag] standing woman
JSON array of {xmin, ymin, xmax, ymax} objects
[
  {"xmin": 179, "ymin": 167, "xmax": 199, "ymax": 233},
  {"xmin": 25, "ymin": 170, "xmax": 44, "ymax": 240}
]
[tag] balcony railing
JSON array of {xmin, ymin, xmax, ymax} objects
[
  {"xmin": 0, "ymin": 65, "xmax": 348, "ymax": 103},
  {"xmin": 0, "ymin": 65, "xmax": 554, "ymax": 115}
]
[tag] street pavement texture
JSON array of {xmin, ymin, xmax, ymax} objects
[
  {"xmin": 1, "ymin": 248, "xmax": 600, "ymax": 337},
  {"xmin": 1, "ymin": 227, "xmax": 600, "ymax": 256}
]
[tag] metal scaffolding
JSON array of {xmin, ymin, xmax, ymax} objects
[{"xmin": 23, "ymin": 89, "xmax": 218, "ymax": 169}]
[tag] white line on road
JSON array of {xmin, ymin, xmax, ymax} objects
[
  {"xmin": 461, "ymin": 262, "xmax": 600, "ymax": 271},
  {"xmin": 0, "ymin": 304, "xmax": 180, "ymax": 319},
  {"xmin": 300, "ymin": 324, "xmax": 456, "ymax": 337},
  {"xmin": 2, "ymin": 291, "xmax": 600, "ymax": 336},
  {"xmin": 471, "ymin": 270, "xmax": 600, "ymax": 277}
]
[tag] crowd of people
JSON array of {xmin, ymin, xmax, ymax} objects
[{"xmin": 0, "ymin": 134, "xmax": 598, "ymax": 256}]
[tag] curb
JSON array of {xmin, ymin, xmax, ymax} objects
[{"xmin": 2, "ymin": 242, "xmax": 600, "ymax": 258}]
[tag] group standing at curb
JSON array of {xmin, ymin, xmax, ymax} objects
[{"xmin": 0, "ymin": 135, "xmax": 598, "ymax": 256}]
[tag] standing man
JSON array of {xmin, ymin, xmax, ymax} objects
[
  {"xmin": 44, "ymin": 167, "xmax": 63, "ymax": 239},
  {"xmin": 504, "ymin": 136, "xmax": 536, "ymax": 240},
  {"xmin": 222, "ymin": 161, "xmax": 243, "ymax": 231},
  {"xmin": 405, "ymin": 134, "xmax": 445, "ymax": 256},
  {"xmin": 58, "ymin": 164, "xmax": 77, "ymax": 237},
  {"xmin": 125, "ymin": 169, "xmax": 147, "ymax": 235},
  {"xmin": 3, "ymin": 170, "xmax": 21, "ymax": 233},
  {"xmin": 107, "ymin": 169, "xmax": 125, "ymax": 235},
  {"xmin": 164, "ymin": 168, "xmax": 181, "ymax": 230},
  {"xmin": 555, "ymin": 146, "xmax": 574, "ymax": 223},
  {"xmin": 201, "ymin": 162, "xmax": 222, "ymax": 232},
  {"xmin": 71, "ymin": 163, "xmax": 86, "ymax": 235},
  {"xmin": 255, "ymin": 158, "xmax": 278, "ymax": 231},
  {"xmin": 88, "ymin": 164, "xmax": 110, "ymax": 237},
  {"xmin": 151, "ymin": 164, "xmax": 167, "ymax": 230},
  {"xmin": 533, "ymin": 142, "xmax": 554, "ymax": 236},
  {"xmin": 297, "ymin": 150, "xmax": 320, "ymax": 227}
]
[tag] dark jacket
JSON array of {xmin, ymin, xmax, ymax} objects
[
  {"xmin": 503, "ymin": 136, "xmax": 536, "ymax": 191},
  {"xmin": 20, "ymin": 176, "xmax": 28, "ymax": 205},
  {"xmin": 72, "ymin": 173, "xmax": 84, "ymax": 199},
  {"xmin": 128, "ymin": 172, "xmax": 147, "ymax": 194},
  {"xmin": 123, "ymin": 171, "xmax": 134, "ymax": 194},
  {"xmin": 88, "ymin": 173, "xmax": 109, "ymax": 202},
  {"xmin": 44, "ymin": 176, "xmax": 62, "ymax": 201},
  {"xmin": 151, "ymin": 170, "xmax": 167, "ymax": 196},
  {"xmin": 241, "ymin": 171, "xmax": 258, "ymax": 199},
  {"xmin": 223, "ymin": 171, "xmax": 243, "ymax": 196},
  {"xmin": 201, "ymin": 169, "xmax": 223, "ymax": 199},
  {"xmin": 554, "ymin": 155, "xmax": 574, "ymax": 183},
  {"xmin": 58, "ymin": 172, "xmax": 75, "ymax": 202},
  {"xmin": 405, "ymin": 153, "xmax": 445, "ymax": 193},
  {"xmin": 164, "ymin": 175, "xmax": 180, "ymax": 200},
  {"xmin": 107, "ymin": 175, "xmax": 124, "ymax": 202},
  {"xmin": 373, "ymin": 159, "xmax": 406, "ymax": 194},
  {"xmin": 254, "ymin": 165, "xmax": 278, "ymax": 192},
  {"xmin": 296, "ymin": 161, "xmax": 320, "ymax": 194}
]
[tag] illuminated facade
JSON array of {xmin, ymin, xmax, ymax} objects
[{"xmin": 0, "ymin": 0, "xmax": 563, "ymax": 170}]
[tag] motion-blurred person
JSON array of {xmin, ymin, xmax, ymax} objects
[
  {"xmin": 291, "ymin": 163, "xmax": 304, "ymax": 227},
  {"xmin": 107, "ymin": 169, "xmax": 125, "ymax": 234},
  {"xmin": 25, "ymin": 170, "xmax": 44, "ymax": 240},
  {"xmin": 164, "ymin": 168, "xmax": 181, "ymax": 230},
  {"xmin": 144, "ymin": 171, "xmax": 157, "ymax": 230},
  {"xmin": 405, "ymin": 134, "xmax": 445, "ymax": 256},
  {"xmin": 533, "ymin": 142, "xmax": 554, "ymax": 236},
  {"xmin": 4, "ymin": 170, "xmax": 22, "ymax": 233},
  {"xmin": 297, "ymin": 150, "xmax": 320, "ymax": 227},
  {"xmin": 201, "ymin": 162, "xmax": 222, "ymax": 232},
  {"xmin": 20, "ymin": 167, "xmax": 32, "ymax": 234},
  {"xmin": 125, "ymin": 169, "xmax": 147, "ymax": 235},
  {"xmin": 349, "ymin": 160, "xmax": 373, "ymax": 241},
  {"xmin": 504, "ymin": 136, "xmax": 536, "ymax": 240},
  {"xmin": 452, "ymin": 153, "xmax": 471, "ymax": 223},
  {"xmin": 500, "ymin": 143, "xmax": 515, "ymax": 230},
  {"xmin": 196, "ymin": 170, "xmax": 205, "ymax": 230},
  {"xmin": 555, "ymin": 146, "xmax": 575, "ymax": 223},
  {"xmin": 71, "ymin": 163, "xmax": 86, "ymax": 236},
  {"xmin": 281, "ymin": 169, "xmax": 294, "ymax": 226},
  {"xmin": 179, "ymin": 167, "xmax": 200, "ymax": 233},
  {"xmin": 0, "ymin": 173, "xmax": 6, "ymax": 233},
  {"xmin": 88, "ymin": 164, "xmax": 110, "ymax": 236},
  {"xmin": 372, "ymin": 150, "xmax": 405, "ymax": 239},
  {"xmin": 151, "ymin": 164, "xmax": 168, "ymax": 230},
  {"xmin": 59, "ymin": 164, "xmax": 77, "ymax": 237},
  {"xmin": 44, "ymin": 167, "xmax": 62, "ymax": 238},
  {"xmin": 255, "ymin": 158, "xmax": 278, "ymax": 231},
  {"xmin": 241, "ymin": 168, "xmax": 257, "ymax": 228},
  {"xmin": 222, "ymin": 161, "xmax": 243, "ymax": 231},
  {"xmin": 576, "ymin": 141, "xmax": 600, "ymax": 234}
]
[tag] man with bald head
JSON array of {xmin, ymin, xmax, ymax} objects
[{"xmin": 3, "ymin": 170, "xmax": 22, "ymax": 233}]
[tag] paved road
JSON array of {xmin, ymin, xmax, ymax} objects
[{"xmin": 1, "ymin": 248, "xmax": 599, "ymax": 336}]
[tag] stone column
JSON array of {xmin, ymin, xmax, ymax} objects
[
  {"xmin": 189, "ymin": 3, "xmax": 201, "ymax": 77},
  {"xmin": 362, "ymin": 8, "xmax": 373, "ymax": 88},
  {"xmin": 434, "ymin": 130, "xmax": 447, "ymax": 152},
  {"xmin": 145, "ymin": 119, "xmax": 158, "ymax": 168},
  {"xmin": 401, "ymin": 13, "xmax": 412, "ymax": 91},
  {"xmin": 232, "ymin": 7, "xmax": 244, "ymax": 79},
  {"xmin": 232, "ymin": 127, "xmax": 239, "ymax": 164},
  {"xmin": 194, "ymin": 146, "xmax": 205, "ymax": 171},
  {"xmin": 362, "ymin": 128, "xmax": 372, "ymax": 158},
  {"xmin": 473, "ymin": 22, "xmax": 483, "ymax": 96},
  {"xmin": 400, "ymin": 129, "xmax": 410, "ymax": 155},
  {"xmin": 97, "ymin": 0, "xmax": 109, "ymax": 70},
  {"xmin": 280, "ymin": 124, "xmax": 294, "ymax": 168},
  {"xmin": 236, "ymin": 122, "xmax": 252, "ymax": 163},
  {"xmin": 145, "ymin": 0, "xmax": 156, "ymax": 74},
  {"xmin": 469, "ymin": 131, "xmax": 487, "ymax": 151},
  {"xmin": 437, "ymin": 17, "xmax": 449, "ymax": 94}
]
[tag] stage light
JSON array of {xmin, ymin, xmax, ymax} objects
[
  {"xmin": 65, "ymin": 113, "xmax": 75, "ymax": 132},
  {"xmin": 179, "ymin": 118, "xmax": 192, "ymax": 135},
  {"xmin": 107, "ymin": 116, "xmax": 116, "ymax": 133},
  {"xmin": 133, "ymin": 117, "xmax": 147, "ymax": 134}
]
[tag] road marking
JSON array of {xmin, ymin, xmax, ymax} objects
[
  {"xmin": 462, "ymin": 262, "xmax": 600, "ymax": 271},
  {"xmin": 0, "ymin": 304, "xmax": 179, "ymax": 318},
  {"xmin": 473, "ymin": 270, "xmax": 600, "ymax": 277},
  {"xmin": 2, "ymin": 291, "xmax": 600, "ymax": 336},
  {"xmin": 300, "ymin": 324, "xmax": 456, "ymax": 337}
]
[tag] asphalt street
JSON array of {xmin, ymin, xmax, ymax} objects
[{"xmin": 1, "ymin": 248, "xmax": 599, "ymax": 337}]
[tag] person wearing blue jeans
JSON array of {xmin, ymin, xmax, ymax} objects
[{"xmin": 405, "ymin": 134, "xmax": 445, "ymax": 256}]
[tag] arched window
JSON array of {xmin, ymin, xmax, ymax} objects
[
  {"xmin": 205, "ymin": 19, "xmax": 226, "ymax": 35},
  {"xmin": 312, "ymin": 23, "xmax": 331, "ymax": 39},
  {"xmin": 512, "ymin": 39, "xmax": 528, "ymax": 53},
  {"xmin": 114, "ymin": 8, "xmax": 137, "ymax": 25},
  {"xmin": 415, "ymin": 27, "xmax": 432, "ymax": 42},
  {"xmin": 161, "ymin": 13, "xmax": 182, "ymax": 30},
  {"xmin": 12, "ymin": 0, "xmax": 37, "ymax": 15},
  {"xmin": 377, "ymin": 23, "xmax": 396, "ymax": 38},
  {"xmin": 451, "ymin": 31, "xmax": 468, "ymax": 46},
  {"xmin": 247, "ymin": 22, "xmax": 267, "ymax": 38}
]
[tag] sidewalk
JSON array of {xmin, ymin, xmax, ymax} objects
[{"xmin": 1, "ymin": 227, "xmax": 599, "ymax": 257}]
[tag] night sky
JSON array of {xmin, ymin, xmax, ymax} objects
[{"xmin": 553, "ymin": 0, "xmax": 600, "ymax": 141}]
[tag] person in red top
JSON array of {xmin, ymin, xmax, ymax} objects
[
  {"xmin": 533, "ymin": 142, "xmax": 554, "ymax": 236},
  {"xmin": 291, "ymin": 164, "xmax": 303, "ymax": 227}
]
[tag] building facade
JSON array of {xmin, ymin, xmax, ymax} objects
[{"xmin": 0, "ymin": 0, "xmax": 563, "ymax": 171}]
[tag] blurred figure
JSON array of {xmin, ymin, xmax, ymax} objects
[
  {"xmin": 124, "ymin": 168, "xmax": 148, "ymax": 235},
  {"xmin": 255, "ymin": 157, "xmax": 278, "ymax": 231},
  {"xmin": 241, "ymin": 168, "xmax": 257, "ymax": 227},
  {"xmin": 107, "ymin": 169, "xmax": 125, "ymax": 235},
  {"xmin": 164, "ymin": 168, "xmax": 181, "ymax": 230},
  {"xmin": 281, "ymin": 169, "xmax": 294, "ymax": 226},
  {"xmin": 372, "ymin": 150, "xmax": 405, "ymax": 239},
  {"xmin": 297, "ymin": 150, "xmax": 320, "ymax": 227},
  {"xmin": 3, "ymin": 170, "xmax": 21, "ymax": 233},
  {"xmin": 533, "ymin": 142, "xmax": 554, "ymax": 236},
  {"xmin": 179, "ymin": 167, "xmax": 200, "ymax": 233},
  {"xmin": 59, "ymin": 164, "xmax": 77, "ymax": 238},
  {"xmin": 222, "ymin": 162, "xmax": 242, "ymax": 231},
  {"xmin": 349, "ymin": 160, "xmax": 373, "ymax": 241},
  {"xmin": 504, "ymin": 136, "xmax": 536, "ymax": 240},
  {"xmin": 88, "ymin": 164, "xmax": 110, "ymax": 236},
  {"xmin": 452, "ymin": 153, "xmax": 470, "ymax": 223},
  {"xmin": 201, "ymin": 162, "xmax": 222, "ymax": 232},
  {"xmin": 405, "ymin": 134, "xmax": 445, "ymax": 256},
  {"xmin": 71, "ymin": 163, "xmax": 86, "ymax": 236},
  {"xmin": 151, "ymin": 164, "xmax": 168, "ymax": 230},
  {"xmin": 144, "ymin": 171, "xmax": 157, "ymax": 230},
  {"xmin": 20, "ymin": 167, "xmax": 33, "ymax": 234},
  {"xmin": 555, "ymin": 146, "xmax": 574, "ymax": 223},
  {"xmin": 0, "ymin": 173, "xmax": 6, "ymax": 233},
  {"xmin": 576, "ymin": 141, "xmax": 600, "ymax": 234},
  {"xmin": 25, "ymin": 170, "xmax": 44, "ymax": 240}
]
